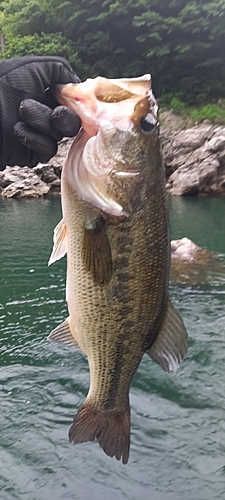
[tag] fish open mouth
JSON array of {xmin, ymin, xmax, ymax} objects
[
  {"xmin": 55, "ymin": 74, "xmax": 157, "ymax": 137},
  {"xmin": 57, "ymin": 75, "xmax": 157, "ymax": 216}
]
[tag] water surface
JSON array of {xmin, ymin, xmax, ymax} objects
[{"xmin": 0, "ymin": 196, "xmax": 225, "ymax": 500}]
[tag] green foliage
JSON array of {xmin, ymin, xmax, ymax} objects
[
  {"xmin": 0, "ymin": 31, "xmax": 82, "ymax": 71},
  {"xmin": 0, "ymin": 0, "xmax": 48, "ymax": 36},
  {"xmin": 1, "ymin": 32, "xmax": 67, "ymax": 57},
  {"xmin": 170, "ymin": 97, "xmax": 188, "ymax": 116},
  {"xmin": 161, "ymin": 95, "xmax": 225, "ymax": 124},
  {"xmin": 189, "ymin": 104, "xmax": 225, "ymax": 124},
  {"xmin": 0, "ymin": 0, "xmax": 224, "ymax": 105}
]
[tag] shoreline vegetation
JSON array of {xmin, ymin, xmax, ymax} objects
[
  {"xmin": 160, "ymin": 97, "xmax": 225, "ymax": 126},
  {"xmin": 1, "ymin": 1, "xmax": 225, "ymax": 107}
]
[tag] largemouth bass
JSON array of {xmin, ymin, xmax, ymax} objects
[{"xmin": 48, "ymin": 74, "xmax": 188, "ymax": 464}]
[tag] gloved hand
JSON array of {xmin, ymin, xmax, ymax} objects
[{"xmin": 0, "ymin": 56, "xmax": 81, "ymax": 170}]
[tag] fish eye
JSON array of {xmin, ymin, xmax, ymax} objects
[{"xmin": 140, "ymin": 113, "xmax": 157, "ymax": 134}]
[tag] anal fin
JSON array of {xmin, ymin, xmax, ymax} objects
[
  {"xmin": 147, "ymin": 299, "xmax": 188, "ymax": 372},
  {"xmin": 82, "ymin": 216, "xmax": 112, "ymax": 285},
  {"xmin": 48, "ymin": 317, "xmax": 79, "ymax": 349}
]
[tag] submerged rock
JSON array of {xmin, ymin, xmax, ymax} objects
[
  {"xmin": 170, "ymin": 237, "xmax": 224, "ymax": 285},
  {"xmin": 171, "ymin": 237, "xmax": 213, "ymax": 261}
]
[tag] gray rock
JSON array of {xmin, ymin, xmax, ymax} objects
[
  {"xmin": 0, "ymin": 138, "xmax": 73, "ymax": 198},
  {"xmin": 33, "ymin": 165, "xmax": 58, "ymax": 183},
  {"xmin": 0, "ymin": 170, "xmax": 10, "ymax": 189},
  {"xmin": 162, "ymin": 123, "xmax": 225, "ymax": 195},
  {"xmin": 171, "ymin": 238, "xmax": 206, "ymax": 261},
  {"xmin": 1, "ymin": 167, "xmax": 50, "ymax": 198},
  {"xmin": 167, "ymin": 168, "xmax": 199, "ymax": 195},
  {"xmin": 170, "ymin": 237, "xmax": 224, "ymax": 285},
  {"xmin": 1, "ymin": 121, "xmax": 225, "ymax": 198}
]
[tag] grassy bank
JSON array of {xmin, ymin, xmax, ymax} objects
[{"xmin": 159, "ymin": 95, "xmax": 225, "ymax": 125}]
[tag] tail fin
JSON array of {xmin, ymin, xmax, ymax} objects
[{"xmin": 69, "ymin": 402, "xmax": 130, "ymax": 464}]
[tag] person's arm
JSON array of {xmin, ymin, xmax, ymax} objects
[{"xmin": 0, "ymin": 56, "xmax": 81, "ymax": 170}]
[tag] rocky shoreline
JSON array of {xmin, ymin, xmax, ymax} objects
[
  {"xmin": 161, "ymin": 120, "xmax": 225, "ymax": 195},
  {"xmin": 1, "ymin": 119, "xmax": 225, "ymax": 198},
  {"xmin": 0, "ymin": 138, "xmax": 72, "ymax": 198}
]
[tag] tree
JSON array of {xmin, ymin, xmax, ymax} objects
[{"xmin": 0, "ymin": 0, "xmax": 224, "ymax": 102}]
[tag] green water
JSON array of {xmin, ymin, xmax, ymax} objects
[{"xmin": 0, "ymin": 196, "xmax": 225, "ymax": 500}]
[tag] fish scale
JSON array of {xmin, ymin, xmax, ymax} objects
[{"xmin": 48, "ymin": 74, "xmax": 188, "ymax": 464}]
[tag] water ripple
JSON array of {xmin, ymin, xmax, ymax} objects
[{"xmin": 0, "ymin": 197, "xmax": 225, "ymax": 500}]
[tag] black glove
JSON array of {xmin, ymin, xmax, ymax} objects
[{"xmin": 0, "ymin": 56, "xmax": 81, "ymax": 170}]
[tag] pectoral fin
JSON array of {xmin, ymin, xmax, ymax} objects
[
  {"xmin": 82, "ymin": 216, "xmax": 112, "ymax": 285},
  {"xmin": 48, "ymin": 317, "xmax": 79, "ymax": 349},
  {"xmin": 48, "ymin": 219, "xmax": 68, "ymax": 266},
  {"xmin": 147, "ymin": 299, "xmax": 188, "ymax": 372}
]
